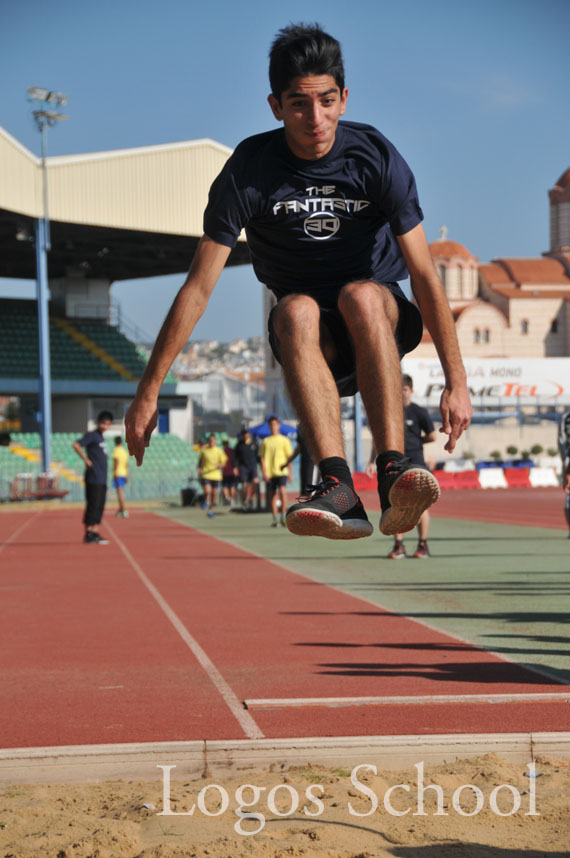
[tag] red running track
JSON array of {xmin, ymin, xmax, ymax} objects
[{"xmin": 0, "ymin": 507, "xmax": 568, "ymax": 749}]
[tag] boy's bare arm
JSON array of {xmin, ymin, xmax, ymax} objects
[
  {"xmin": 125, "ymin": 236, "xmax": 232, "ymax": 465},
  {"xmin": 397, "ymin": 224, "xmax": 472, "ymax": 453}
]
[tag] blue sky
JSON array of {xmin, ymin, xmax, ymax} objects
[{"xmin": 1, "ymin": 0, "xmax": 569, "ymax": 341}]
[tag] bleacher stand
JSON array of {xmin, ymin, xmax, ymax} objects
[{"xmin": 3, "ymin": 432, "xmax": 200, "ymax": 503}]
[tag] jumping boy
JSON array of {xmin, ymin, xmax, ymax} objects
[{"xmin": 126, "ymin": 24, "xmax": 471, "ymax": 540}]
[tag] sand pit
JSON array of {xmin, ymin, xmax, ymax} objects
[{"xmin": 0, "ymin": 753, "xmax": 568, "ymax": 857}]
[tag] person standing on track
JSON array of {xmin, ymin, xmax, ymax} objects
[
  {"xmin": 125, "ymin": 23, "xmax": 471, "ymax": 542},
  {"xmin": 259, "ymin": 416, "xmax": 293, "ymax": 527},
  {"xmin": 72, "ymin": 410, "xmax": 113, "ymax": 544},
  {"xmin": 220, "ymin": 436, "xmax": 239, "ymax": 506},
  {"xmin": 367, "ymin": 374, "xmax": 436, "ymax": 558},
  {"xmin": 112, "ymin": 435, "xmax": 129, "ymax": 518},
  {"xmin": 198, "ymin": 433, "xmax": 227, "ymax": 512},
  {"xmin": 234, "ymin": 429, "xmax": 260, "ymax": 509}
]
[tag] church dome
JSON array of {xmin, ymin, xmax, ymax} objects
[{"xmin": 429, "ymin": 239, "xmax": 472, "ymax": 259}]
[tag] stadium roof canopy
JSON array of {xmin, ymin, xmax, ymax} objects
[{"xmin": 0, "ymin": 126, "xmax": 250, "ymax": 281}]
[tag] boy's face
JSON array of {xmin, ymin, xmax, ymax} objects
[
  {"xmin": 269, "ymin": 419, "xmax": 280, "ymax": 434},
  {"xmin": 268, "ymin": 74, "xmax": 348, "ymax": 161},
  {"xmin": 402, "ymin": 384, "xmax": 413, "ymax": 406},
  {"xmin": 97, "ymin": 418, "xmax": 112, "ymax": 433}
]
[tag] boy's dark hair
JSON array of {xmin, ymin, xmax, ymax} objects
[
  {"xmin": 402, "ymin": 374, "xmax": 413, "ymax": 388},
  {"xmin": 115, "ymin": 435, "xmax": 123, "ymax": 445},
  {"xmin": 269, "ymin": 23, "xmax": 345, "ymax": 101},
  {"xmin": 97, "ymin": 410, "xmax": 113, "ymax": 423}
]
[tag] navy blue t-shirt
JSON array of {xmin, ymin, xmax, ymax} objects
[
  {"xmin": 77, "ymin": 430, "xmax": 108, "ymax": 485},
  {"xmin": 404, "ymin": 402, "xmax": 435, "ymax": 464},
  {"xmin": 203, "ymin": 121, "xmax": 423, "ymax": 302}
]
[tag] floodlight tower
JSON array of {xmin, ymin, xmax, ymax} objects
[{"xmin": 27, "ymin": 87, "xmax": 69, "ymax": 473}]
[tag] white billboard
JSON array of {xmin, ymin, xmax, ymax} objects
[{"xmin": 401, "ymin": 357, "xmax": 570, "ymax": 407}]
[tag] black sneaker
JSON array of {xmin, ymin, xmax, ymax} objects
[
  {"xmin": 84, "ymin": 532, "xmax": 109, "ymax": 545},
  {"xmin": 377, "ymin": 456, "xmax": 440, "ymax": 536},
  {"xmin": 285, "ymin": 477, "xmax": 373, "ymax": 540}
]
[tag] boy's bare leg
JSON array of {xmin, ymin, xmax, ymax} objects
[
  {"xmin": 338, "ymin": 280, "xmax": 440, "ymax": 536},
  {"xmin": 337, "ymin": 280, "xmax": 404, "ymax": 453},
  {"xmin": 116, "ymin": 485, "xmax": 126, "ymax": 514},
  {"xmin": 273, "ymin": 293, "xmax": 373, "ymax": 540},
  {"xmin": 271, "ymin": 294, "xmax": 344, "ymax": 462}
]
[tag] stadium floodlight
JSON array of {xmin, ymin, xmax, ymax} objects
[
  {"xmin": 27, "ymin": 85, "xmax": 70, "ymax": 475},
  {"xmin": 32, "ymin": 109, "xmax": 70, "ymax": 127},
  {"xmin": 28, "ymin": 87, "xmax": 68, "ymax": 106},
  {"xmin": 27, "ymin": 86, "xmax": 50, "ymax": 101}
]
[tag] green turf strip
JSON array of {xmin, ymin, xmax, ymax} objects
[{"xmin": 160, "ymin": 505, "xmax": 570, "ymax": 685}]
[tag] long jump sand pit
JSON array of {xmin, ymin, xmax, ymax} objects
[{"xmin": 1, "ymin": 753, "xmax": 568, "ymax": 857}]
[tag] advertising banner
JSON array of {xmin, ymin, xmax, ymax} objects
[{"xmin": 401, "ymin": 358, "xmax": 570, "ymax": 407}]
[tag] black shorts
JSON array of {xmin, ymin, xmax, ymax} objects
[
  {"xmin": 239, "ymin": 466, "xmax": 258, "ymax": 483},
  {"xmin": 267, "ymin": 281, "xmax": 423, "ymax": 397},
  {"xmin": 222, "ymin": 475, "xmax": 237, "ymax": 488},
  {"xmin": 84, "ymin": 482, "xmax": 107, "ymax": 526},
  {"xmin": 268, "ymin": 476, "xmax": 288, "ymax": 489}
]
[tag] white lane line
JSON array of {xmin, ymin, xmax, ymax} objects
[
  {"xmin": 0, "ymin": 511, "xmax": 42, "ymax": 556},
  {"xmin": 245, "ymin": 692, "xmax": 570, "ymax": 710},
  {"xmin": 106, "ymin": 522, "xmax": 264, "ymax": 740}
]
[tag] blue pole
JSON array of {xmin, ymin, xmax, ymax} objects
[
  {"xmin": 35, "ymin": 216, "xmax": 52, "ymax": 473},
  {"xmin": 354, "ymin": 393, "xmax": 363, "ymax": 472}
]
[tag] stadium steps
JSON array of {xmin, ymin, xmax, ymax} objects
[
  {"xmin": 53, "ymin": 317, "xmax": 137, "ymax": 382},
  {"xmin": 8, "ymin": 441, "xmax": 83, "ymax": 484}
]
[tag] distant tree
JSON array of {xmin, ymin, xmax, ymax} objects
[
  {"xmin": 490, "ymin": 450, "xmax": 502, "ymax": 460},
  {"xmin": 547, "ymin": 448, "xmax": 558, "ymax": 457},
  {"xmin": 530, "ymin": 444, "xmax": 544, "ymax": 456},
  {"xmin": 463, "ymin": 450, "xmax": 476, "ymax": 459},
  {"xmin": 506, "ymin": 445, "xmax": 518, "ymax": 456}
]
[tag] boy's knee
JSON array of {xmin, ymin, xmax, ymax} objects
[
  {"xmin": 272, "ymin": 294, "xmax": 320, "ymax": 339},
  {"xmin": 338, "ymin": 280, "xmax": 397, "ymax": 328}
]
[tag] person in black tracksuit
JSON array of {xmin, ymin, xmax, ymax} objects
[{"xmin": 72, "ymin": 410, "xmax": 113, "ymax": 544}]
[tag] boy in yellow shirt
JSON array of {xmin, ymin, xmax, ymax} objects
[
  {"xmin": 198, "ymin": 434, "xmax": 227, "ymax": 512},
  {"xmin": 112, "ymin": 436, "xmax": 129, "ymax": 518},
  {"xmin": 259, "ymin": 416, "xmax": 293, "ymax": 527}
]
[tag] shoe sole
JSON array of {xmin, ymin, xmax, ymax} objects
[
  {"xmin": 388, "ymin": 553, "xmax": 406, "ymax": 559},
  {"xmin": 380, "ymin": 469, "xmax": 440, "ymax": 536},
  {"xmin": 286, "ymin": 508, "xmax": 373, "ymax": 539}
]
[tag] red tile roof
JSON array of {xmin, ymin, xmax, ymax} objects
[
  {"xmin": 479, "ymin": 264, "xmax": 511, "ymax": 284},
  {"xmin": 492, "ymin": 257, "xmax": 570, "ymax": 285},
  {"xmin": 429, "ymin": 239, "xmax": 474, "ymax": 259}
]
